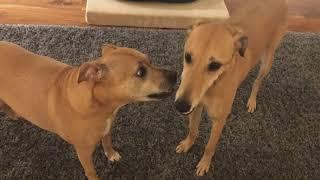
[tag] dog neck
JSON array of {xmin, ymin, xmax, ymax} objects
[
  {"xmin": 92, "ymin": 82, "xmax": 129, "ymax": 112},
  {"xmin": 57, "ymin": 67, "xmax": 121, "ymax": 118}
]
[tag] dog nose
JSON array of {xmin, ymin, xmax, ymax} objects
[
  {"xmin": 165, "ymin": 70, "xmax": 177, "ymax": 85},
  {"xmin": 175, "ymin": 98, "xmax": 192, "ymax": 114}
]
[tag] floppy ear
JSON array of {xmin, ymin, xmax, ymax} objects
[
  {"xmin": 77, "ymin": 62, "xmax": 107, "ymax": 83},
  {"xmin": 235, "ymin": 36, "xmax": 248, "ymax": 57},
  {"xmin": 226, "ymin": 23, "xmax": 248, "ymax": 58},
  {"xmin": 102, "ymin": 43, "xmax": 117, "ymax": 56}
]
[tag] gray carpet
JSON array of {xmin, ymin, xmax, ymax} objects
[{"xmin": 0, "ymin": 25, "xmax": 319, "ymax": 179}]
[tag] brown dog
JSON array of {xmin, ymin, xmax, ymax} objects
[
  {"xmin": 174, "ymin": 0, "xmax": 288, "ymax": 176},
  {"xmin": 0, "ymin": 42, "xmax": 177, "ymax": 179}
]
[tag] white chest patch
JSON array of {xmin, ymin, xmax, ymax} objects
[
  {"xmin": 103, "ymin": 107, "xmax": 120, "ymax": 136},
  {"xmin": 103, "ymin": 118, "xmax": 112, "ymax": 136}
]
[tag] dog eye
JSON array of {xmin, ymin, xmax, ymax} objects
[
  {"xmin": 185, "ymin": 53, "xmax": 192, "ymax": 64},
  {"xmin": 208, "ymin": 62, "xmax": 222, "ymax": 71},
  {"xmin": 136, "ymin": 66, "xmax": 147, "ymax": 78}
]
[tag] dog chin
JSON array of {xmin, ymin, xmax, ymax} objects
[
  {"xmin": 181, "ymin": 107, "xmax": 195, "ymax": 115},
  {"xmin": 147, "ymin": 91, "xmax": 173, "ymax": 100}
]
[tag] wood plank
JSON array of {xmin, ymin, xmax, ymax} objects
[
  {"xmin": 289, "ymin": 16, "xmax": 320, "ymax": 32},
  {"xmin": 0, "ymin": 0, "xmax": 82, "ymax": 7},
  {"xmin": 0, "ymin": 0, "xmax": 85, "ymax": 25}
]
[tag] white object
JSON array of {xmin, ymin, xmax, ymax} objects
[{"xmin": 86, "ymin": 0, "xmax": 229, "ymax": 28}]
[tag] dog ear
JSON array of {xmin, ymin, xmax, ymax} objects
[
  {"xmin": 102, "ymin": 43, "xmax": 117, "ymax": 56},
  {"xmin": 235, "ymin": 36, "xmax": 248, "ymax": 57},
  {"xmin": 77, "ymin": 63, "xmax": 108, "ymax": 83},
  {"xmin": 226, "ymin": 23, "xmax": 248, "ymax": 58}
]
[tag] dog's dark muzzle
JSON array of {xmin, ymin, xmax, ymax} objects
[
  {"xmin": 174, "ymin": 98, "xmax": 192, "ymax": 114},
  {"xmin": 147, "ymin": 70, "xmax": 177, "ymax": 99}
]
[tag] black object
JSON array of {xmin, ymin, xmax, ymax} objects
[{"xmin": 126, "ymin": 0, "xmax": 197, "ymax": 3}]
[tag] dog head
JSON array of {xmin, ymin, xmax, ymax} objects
[
  {"xmin": 175, "ymin": 22, "xmax": 248, "ymax": 115},
  {"xmin": 77, "ymin": 44, "xmax": 177, "ymax": 105}
]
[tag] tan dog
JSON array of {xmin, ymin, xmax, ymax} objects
[
  {"xmin": 174, "ymin": 0, "xmax": 288, "ymax": 176},
  {"xmin": 0, "ymin": 42, "xmax": 177, "ymax": 179}
]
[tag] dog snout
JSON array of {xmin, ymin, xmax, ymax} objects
[
  {"xmin": 164, "ymin": 70, "xmax": 177, "ymax": 86},
  {"xmin": 175, "ymin": 98, "xmax": 192, "ymax": 114}
]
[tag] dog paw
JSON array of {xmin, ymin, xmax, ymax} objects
[
  {"xmin": 196, "ymin": 157, "xmax": 211, "ymax": 176},
  {"xmin": 247, "ymin": 96, "xmax": 257, "ymax": 113},
  {"xmin": 176, "ymin": 138, "xmax": 194, "ymax": 154},
  {"xmin": 105, "ymin": 149, "xmax": 121, "ymax": 162},
  {"xmin": 87, "ymin": 174, "xmax": 99, "ymax": 180}
]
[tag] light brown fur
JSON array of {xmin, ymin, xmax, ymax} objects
[
  {"xmin": 0, "ymin": 42, "xmax": 176, "ymax": 179},
  {"xmin": 175, "ymin": 0, "xmax": 288, "ymax": 176}
]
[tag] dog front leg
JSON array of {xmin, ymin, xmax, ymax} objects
[
  {"xmin": 74, "ymin": 145, "xmax": 99, "ymax": 180},
  {"xmin": 176, "ymin": 104, "xmax": 204, "ymax": 153},
  {"xmin": 196, "ymin": 114, "xmax": 227, "ymax": 176},
  {"xmin": 102, "ymin": 132, "xmax": 121, "ymax": 162}
]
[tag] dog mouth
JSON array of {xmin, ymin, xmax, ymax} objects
[
  {"xmin": 181, "ymin": 107, "xmax": 195, "ymax": 115},
  {"xmin": 147, "ymin": 90, "xmax": 174, "ymax": 99}
]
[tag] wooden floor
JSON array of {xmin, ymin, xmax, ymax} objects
[{"xmin": 0, "ymin": 0, "xmax": 319, "ymax": 32}]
